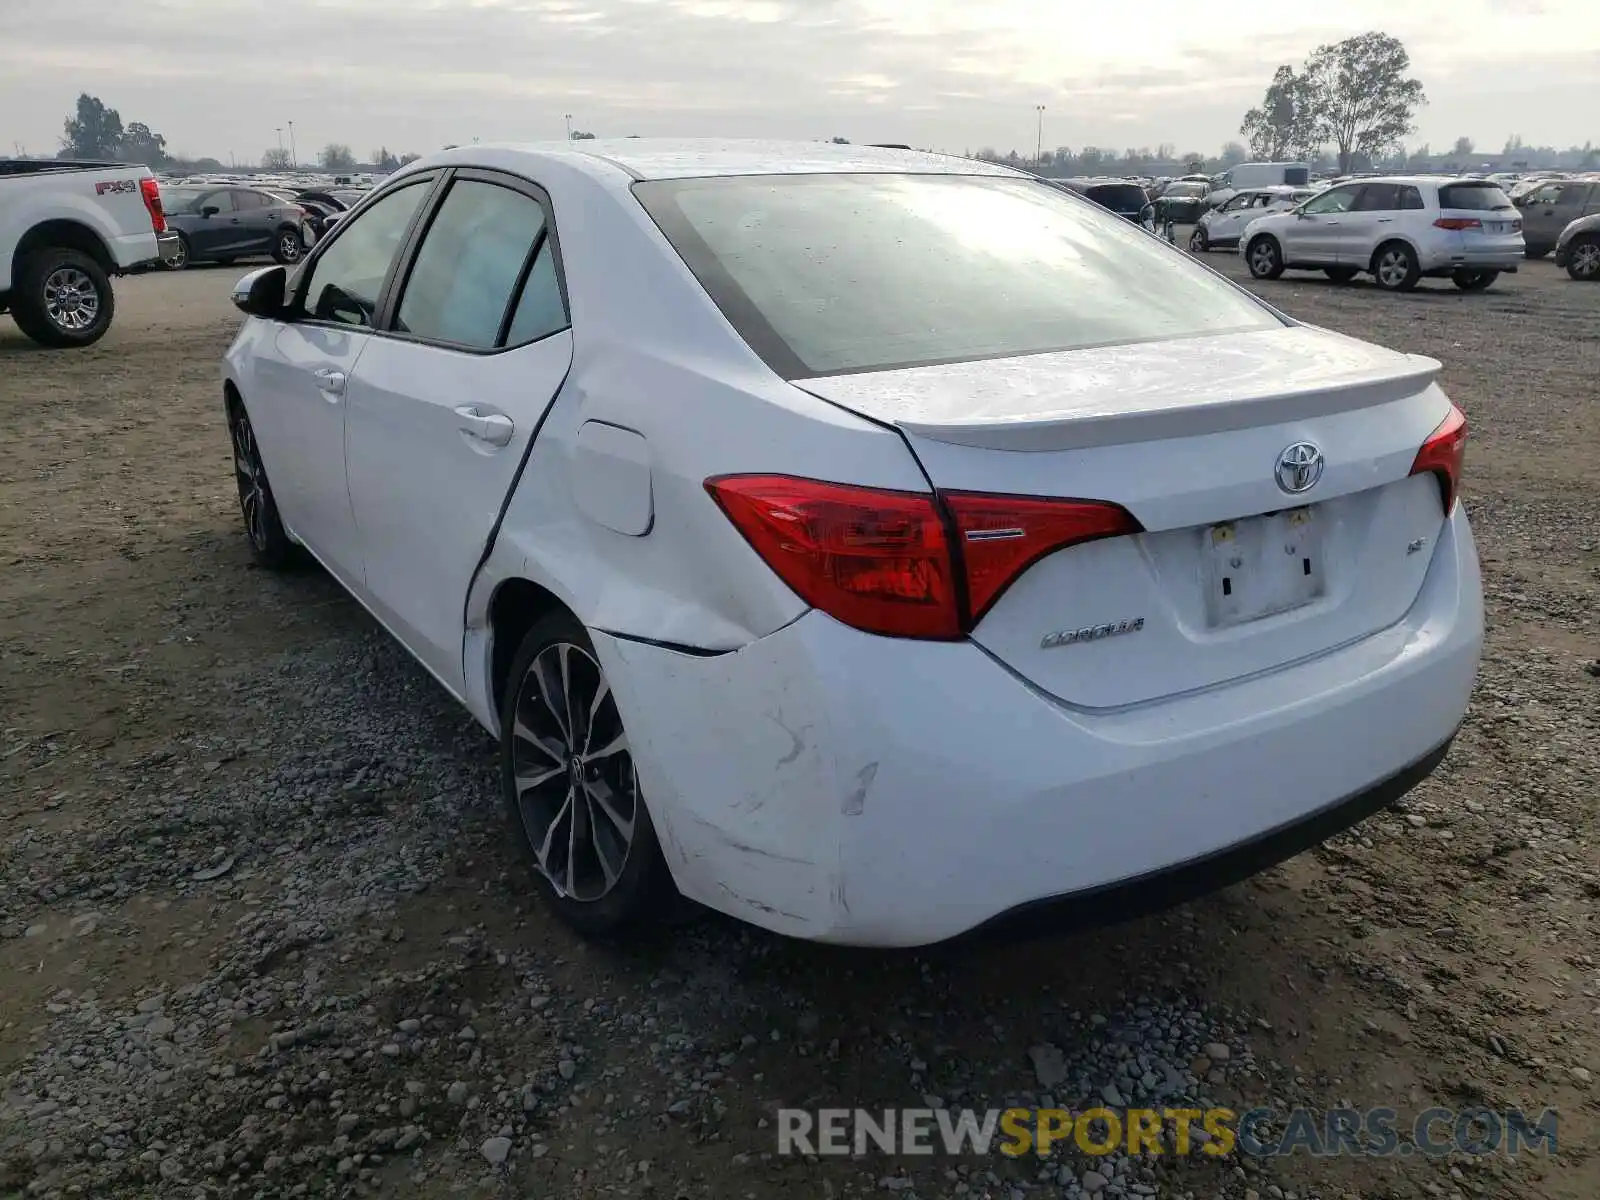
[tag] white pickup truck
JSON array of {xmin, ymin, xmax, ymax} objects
[{"xmin": 0, "ymin": 158, "xmax": 180, "ymax": 347}]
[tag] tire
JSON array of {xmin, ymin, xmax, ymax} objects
[
  {"xmin": 1452, "ymin": 269, "xmax": 1499, "ymax": 292},
  {"xmin": 1371, "ymin": 241, "xmax": 1421, "ymax": 292},
  {"xmin": 227, "ymin": 397, "xmax": 295, "ymax": 570},
  {"xmin": 165, "ymin": 234, "xmax": 191, "ymax": 270},
  {"xmin": 9, "ymin": 247, "xmax": 115, "ymax": 348},
  {"xmin": 1523, "ymin": 245, "xmax": 1549, "ymax": 260},
  {"xmin": 1324, "ymin": 267, "xmax": 1359, "ymax": 284},
  {"xmin": 499, "ymin": 612, "xmax": 674, "ymax": 939},
  {"xmin": 1187, "ymin": 227, "xmax": 1208, "ymax": 253},
  {"xmin": 1565, "ymin": 237, "xmax": 1600, "ymax": 281},
  {"xmin": 272, "ymin": 227, "xmax": 304, "ymax": 266},
  {"xmin": 1246, "ymin": 235, "xmax": 1284, "ymax": 280}
]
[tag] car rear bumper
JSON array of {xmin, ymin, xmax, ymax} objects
[
  {"xmin": 594, "ymin": 507, "xmax": 1483, "ymax": 947},
  {"xmin": 1420, "ymin": 233, "xmax": 1524, "ymax": 273}
]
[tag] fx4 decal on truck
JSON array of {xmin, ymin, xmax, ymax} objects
[{"xmin": 95, "ymin": 179, "xmax": 138, "ymax": 195}]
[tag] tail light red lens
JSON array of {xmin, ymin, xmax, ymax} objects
[
  {"xmin": 705, "ymin": 474, "xmax": 1141, "ymax": 639},
  {"xmin": 139, "ymin": 178, "xmax": 166, "ymax": 234},
  {"xmin": 941, "ymin": 490, "xmax": 1142, "ymax": 622},
  {"xmin": 1409, "ymin": 404, "xmax": 1468, "ymax": 514},
  {"xmin": 1434, "ymin": 217, "xmax": 1482, "ymax": 231},
  {"xmin": 706, "ymin": 475, "xmax": 960, "ymax": 638}
]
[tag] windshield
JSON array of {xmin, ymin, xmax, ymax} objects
[
  {"xmin": 1438, "ymin": 183, "xmax": 1515, "ymax": 211},
  {"xmin": 635, "ymin": 173, "xmax": 1280, "ymax": 379}
]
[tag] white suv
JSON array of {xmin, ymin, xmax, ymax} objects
[
  {"xmin": 1190, "ymin": 186, "xmax": 1316, "ymax": 253},
  {"xmin": 1241, "ymin": 177, "xmax": 1524, "ymax": 292}
]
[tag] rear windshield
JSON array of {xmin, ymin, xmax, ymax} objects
[
  {"xmin": 1439, "ymin": 183, "xmax": 1514, "ymax": 211},
  {"xmin": 160, "ymin": 186, "xmax": 206, "ymax": 208},
  {"xmin": 634, "ymin": 173, "xmax": 1280, "ymax": 379},
  {"xmin": 1084, "ymin": 184, "xmax": 1149, "ymax": 211}
]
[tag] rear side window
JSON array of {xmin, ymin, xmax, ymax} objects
[
  {"xmin": 1283, "ymin": 166, "xmax": 1310, "ymax": 186},
  {"xmin": 395, "ymin": 180, "xmax": 545, "ymax": 349},
  {"xmin": 504, "ymin": 240, "xmax": 568, "ymax": 345},
  {"xmin": 1353, "ymin": 184, "xmax": 1401, "ymax": 212},
  {"xmin": 634, "ymin": 173, "xmax": 1280, "ymax": 379},
  {"xmin": 234, "ymin": 191, "xmax": 269, "ymax": 211},
  {"xmin": 302, "ymin": 181, "xmax": 429, "ymax": 327},
  {"xmin": 1399, "ymin": 186, "xmax": 1425, "ymax": 210},
  {"xmin": 1438, "ymin": 183, "xmax": 1514, "ymax": 211}
]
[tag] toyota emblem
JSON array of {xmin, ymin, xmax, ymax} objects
[{"xmin": 1275, "ymin": 442, "xmax": 1325, "ymax": 494}]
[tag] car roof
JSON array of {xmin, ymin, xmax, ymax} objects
[
  {"xmin": 1327, "ymin": 175, "xmax": 1504, "ymax": 188},
  {"xmin": 423, "ymin": 139, "xmax": 1025, "ymax": 182}
]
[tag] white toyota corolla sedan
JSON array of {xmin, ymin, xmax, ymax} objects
[{"xmin": 222, "ymin": 140, "xmax": 1483, "ymax": 947}]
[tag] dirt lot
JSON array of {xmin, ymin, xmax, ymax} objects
[{"xmin": 2, "ymin": 255, "xmax": 1597, "ymax": 1200}]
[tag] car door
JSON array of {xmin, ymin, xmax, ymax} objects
[
  {"xmin": 343, "ymin": 170, "xmax": 574, "ymax": 694},
  {"xmin": 191, "ymin": 190, "xmax": 237, "ymax": 257},
  {"xmin": 1521, "ymin": 182, "xmax": 1586, "ymax": 249},
  {"xmin": 1338, "ymin": 182, "xmax": 1402, "ymax": 265},
  {"xmin": 1209, "ymin": 192, "xmax": 1256, "ymax": 242},
  {"xmin": 231, "ymin": 190, "xmax": 278, "ymax": 254},
  {"xmin": 245, "ymin": 176, "xmax": 438, "ymax": 586},
  {"xmin": 1282, "ymin": 183, "xmax": 1358, "ymax": 263}
]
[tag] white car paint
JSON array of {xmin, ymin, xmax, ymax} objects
[
  {"xmin": 223, "ymin": 140, "xmax": 1483, "ymax": 946},
  {"xmin": 1192, "ymin": 187, "xmax": 1313, "ymax": 250},
  {"xmin": 1239, "ymin": 176, "xmax": 1524, "ymax": 285},
  {"xmin": 0, "ymin": 161, "xmax": 171, "ymax": 294}
]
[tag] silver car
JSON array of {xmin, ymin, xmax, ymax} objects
[{"xmin": 1239, "ymin": 177, "xmax": 1524, "ymax": 292}]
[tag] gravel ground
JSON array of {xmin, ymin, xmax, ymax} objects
[{"xmin": 1, "ymin": 253, "xmax": 1596, "ymax": 1200}]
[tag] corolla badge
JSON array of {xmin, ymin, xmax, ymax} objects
[
  {"xmin": 1275, "ymin": 442, "xmax": 1325, "ymax": 494},
  {"xmin": 1041, "ymin": 617, "xmax": 1145, "ymax": 650}
]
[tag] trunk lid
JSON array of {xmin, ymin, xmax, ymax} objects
[{"xmin": 797, "ymin": 326, "xmax": 1455, "ymax": 709}]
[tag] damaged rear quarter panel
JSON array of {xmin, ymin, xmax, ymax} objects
[{"xmin": 589, "ymin": 622, "xmax": 850, "ymax": 935}]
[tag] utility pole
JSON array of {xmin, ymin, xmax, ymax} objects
[
  {"xmin": 275, "ymin": 127, "xmax": 284, "ymax": 151},
  {"xmin": 564, "ymin": 114, "xmax": 573, "ymax": 142},
  {"xmin": 287, "ymin": 121, "xmax": 297, "ymax": 166},
  {"xmin": 1035, "ymin": 105, "xmax": 1045, "ymax": 167}
]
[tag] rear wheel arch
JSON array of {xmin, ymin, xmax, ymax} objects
[
  {"xmin": 487, "ymin": 577, "xmax": 569, "ymax": 732},
  {"xmin": 1368, "ymin": 236, "xmax": 1419, "ymax": 273},
  {"xmin": 13, "ymin": 219, "xmax": 115, "ymax": 281}
]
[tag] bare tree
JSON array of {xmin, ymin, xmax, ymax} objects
[
  {"xmin": 261, "ymin": 147, "xmax": 294, "ymax": 170},
  {"xmin": 1303, "ymin": 32, "xmax": 1426, "ymax": 175}
]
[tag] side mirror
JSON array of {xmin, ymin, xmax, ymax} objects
[
  {"xmin": 201, "ymin": 205, "xmax": 220, "ymax": 218},
  {"xmin": 231, "ymin": 266, "xmax": 289, "ymax": 318}
]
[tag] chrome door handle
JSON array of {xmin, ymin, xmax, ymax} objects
[
  {"xmin": 313, "ymin": 368, "xmax": 346, "ymax": 397},
  {"xmin": 1376, "ymin": 217, "xmax": 1394, "ymax": 223},
  {"xmin": 454, "ymin": 405, "xmax": 514, "ymax": 447}
]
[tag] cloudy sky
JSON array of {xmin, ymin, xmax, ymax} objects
[{"xmin": 2, "ymin": 0, "xmax": 1595, "ymax": 164}]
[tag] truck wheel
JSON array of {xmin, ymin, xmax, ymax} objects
[
  {"xmin": 165, "ymin": 234, "xmax": 191, "ymax": 270},
  {"xmin": 11, "ymin": 248, "xmax": 115, "ymax": 349}
]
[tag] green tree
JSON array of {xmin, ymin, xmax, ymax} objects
[
  {"xmin": 1452, "ymin": 136, "xmax": 1474, "ymax": 159},
  {"xmin": 1219, "ymin": 141, "xmax": 1248, "ymax": 167},
  {"xmin": 61, "ymin": 93, "xmax": 124, "ymax": 159},
  {"xmin": 1303, "ymin": 32, "xmax": 1426, "ymax": 174},
  {"xmin": 318, "ymin": 142, "xmax": 356, "ymax": 170},
  {"xmin": 1239, "ymin": 65, "xmax": 1318, "ymax": 161},
  {"xmin": 371, "ymin": 147, "xmax": 400, "ymax": 171},
  {"xmin": 399, "ymin": 152, "xmax": 422, "ymax": 165},
  {"xmin": 118, "ymin": 121, "xmax": 168, "ymax": 167},
  {"xmin": 261, "ymin": 147, "xmax": 295, "ymax": 170}
]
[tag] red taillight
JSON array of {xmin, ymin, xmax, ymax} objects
[
  {"xmin": 941, "ymin": 490, "xmax": 1141, "ymax": 623},
  {"xmin": 705, "ymin": 474, "xmax": 1141, "ymax": 639},
  {"xmin": 1434, "ymin": 217, "xmax": 1482, "ymax": 231},
  {"xmin": 1409, "ymin": 404, "xmax": 1468, "ymax": 514},
  {"xmin": 139, "ymin": 178, "xmax": 166, "ymax": 234}
]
